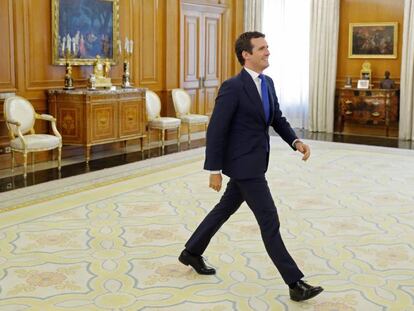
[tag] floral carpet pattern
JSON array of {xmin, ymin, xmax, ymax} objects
[{"xmin": 0, "ymin": 138, "xmax": 413, "ymax": 311}]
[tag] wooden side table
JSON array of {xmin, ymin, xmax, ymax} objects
[
  {"xmin": 336, "ymin": 88, "xmax": 399, "ymax": 136},
  {"xmin": 48, "ymin": 88, "xmax": 146, "ymax": 162}
]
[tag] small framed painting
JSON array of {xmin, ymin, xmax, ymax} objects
[
  {"xmin": 349, "ymin": 22, "xmax": 398, "ymax": 59},
  {"xmin": 357, "ymin": 79, "xmax": 370, "ymax": 89}
]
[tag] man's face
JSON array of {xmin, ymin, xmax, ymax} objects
[{"xmin": 243, "ymin": 37, "xmax": 270, "ymax": 72}]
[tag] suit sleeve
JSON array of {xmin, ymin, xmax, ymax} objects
[
  {"xmin": 204, "ymin": 80, "xmax": 238, "ymax": 170},
  {"xmin": 267, "ymin": 77, "xmax": 298, "ymax": 150}
]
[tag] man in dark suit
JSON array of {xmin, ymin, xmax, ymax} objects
[{"xmin": 179, "ymin": 31, "xmax": 323, "ymax": 302}]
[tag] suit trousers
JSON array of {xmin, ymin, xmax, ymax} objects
[{"xmin": 185, "ymin": 175, "xmax": 304, "ymax": 285}]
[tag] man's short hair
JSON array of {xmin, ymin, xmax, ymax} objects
[{"xmin": 235, "ymin": 31, "xmax": 265, "ymax": 66}]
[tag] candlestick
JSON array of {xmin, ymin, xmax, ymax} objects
[
  {"xmin": 121, "ymin": 36, "xmax": 134, "ymax": 88},
  {"xmin": 64, "ymin": 62, "xmax": 74, "ymax": 90}
]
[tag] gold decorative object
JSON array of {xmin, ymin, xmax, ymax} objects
[
  {"xmin": 344, "ymin": 76, "xmax": 352, "ymax": 88},
  {"xmin": 360, "ymin": 61, "xmax": 372, "ymax": 87},
  {"xmin": 64, "ymin": 62, "xmax": 74, "ymax": 90},
  {"xmin": 62, "ymin": 48, "xmax": 75, "ymax": 90},
  {"xmin": 93, "ymin": 56, "xmax": 112, "ymax": 88},
  {"xmin": 122, "ymin": 61, "xmax": 132, "ymax": 88},
  {"xmin": 120, "ymin": 37, "xmax": 134, "ymax": 88},
  {"xmin": 88, "ymin": 74, "xmax": 96, "ymax": 90}
]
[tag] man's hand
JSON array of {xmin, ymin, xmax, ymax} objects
[
  {"xmin": 295, "ymin": 141, "xmax": 311, "ymax": 161},
  {"xmin": 209, "ymin": 173, "xmax": 222, "ymax": 192}
]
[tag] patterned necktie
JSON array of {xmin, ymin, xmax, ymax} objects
[{"xmin": 259, "ymin": 74, "xmax": 270, "ymax": 122}]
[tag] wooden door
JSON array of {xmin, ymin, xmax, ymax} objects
[
  {"xmin": 201, "ymin": 12, "xmax": 222, "ymax": 117},
  {"xmin": 180, "ymin": 2, "xmax": 225, "ymax": 117},
  {"xmin": 181, "ymin": 7, "xmax": 201, "ymax": 115}
]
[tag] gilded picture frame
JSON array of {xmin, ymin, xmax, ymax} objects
[
  {"xmin": 52, "ymin": 0, "xmax": 120, "ymax": 65},
  {"xmin": 348, "ymin": 22, "xmax": 398, "ymax": 59}
]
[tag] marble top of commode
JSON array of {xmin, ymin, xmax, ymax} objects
[{"xmin": 47, "ymin": 87, "xmax": 146, "ymax": 95}]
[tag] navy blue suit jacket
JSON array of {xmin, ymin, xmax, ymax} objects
[{"xmin": 204, "ymin": 68, "xmax": 298, "ymax": 179}]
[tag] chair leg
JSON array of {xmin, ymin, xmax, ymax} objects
[
  {"xmin": 140, "ymin": 137, "xmax": 145, "ymax": 160},
  {"xmin": 148, "ymin": 128, "xmax": 151, "ymax": 157},
  {"xmin": 11, "ymin": 150, "xmax": 15, "ymax": 173},
  {"xmin": 177, "ymin": 126, "xmax": 181, "ymax": 150},
  {"xmin": 23, "ymin": 152, "xmax": 28, "ymax": 178},
  {"xmin": 161, "ymin": 129, "xmax": 165, "ymax": 154},
  {"xmin": 158, "ymin": 130, "xmax": 161, "ymax": 149},
  {"xmin": 188, "ymin": 124, "xmax": 191, "ymax": 147},
  {"xmin": 58, "ymin": 146, "xmax": 62, "ymax": 171},
  {"xmin": 85, "ymin": 146, "xmax": 91, "ymax": 163}
]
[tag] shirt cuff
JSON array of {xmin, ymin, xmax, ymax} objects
[
  {"xmin": 292, "ymin": 139, "xmax": 302, "ymax": 148},
  {"xmin": 209, "ymin": 170, "xmax": 221, "ymax": 174}
]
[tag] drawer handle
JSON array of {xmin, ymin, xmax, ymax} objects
[
  {"xmin": 371, "ymin": 112, "xmax": 380, "ymax": 117},
  {"xmin": 345, "ymin": 110, "xmax": 352, "ymax": 115},
  {"xmin": 100, "ymin": 119, "xmax": 107, "ymax": 125},
  {"xmin": 128, "ymin": 117, "xmax": 134, "ymax": 121}
]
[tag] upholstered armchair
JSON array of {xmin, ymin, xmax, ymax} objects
[
  {"xmin": 3, "ymin": 96, "xmax": 62, "ymax": 178},
  {"xmin": 171, "ymin": 88, "xmax": 208, "ymax": 146},
  {"xmin": 146, "ymin": 90, "xmax": 181, "ymax": 153}
]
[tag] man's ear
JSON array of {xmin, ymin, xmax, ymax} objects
[{"xmin": 242, "ymin": 50, "xmax": 250, "ymax": 61}]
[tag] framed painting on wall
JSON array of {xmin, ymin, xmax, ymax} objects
[
  {"xmin": 52, "ymin": 0, "xmax": 120, "ymax": 65},
  {"xmin": 348, "ymin": 22, "xmax": 398, "ymax": 59}
]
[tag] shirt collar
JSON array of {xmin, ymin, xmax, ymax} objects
[{"xmin": 244, "ymin": 67, "xmax": 261, "ymax": 81}]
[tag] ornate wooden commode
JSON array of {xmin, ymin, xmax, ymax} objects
[
  {"xmin": 336, "ymin": 88, "xmax": 399, "ymax": 136},
  {"xmin": 48, "ymin": 87, "xmax": 146, "ymax": 162}
]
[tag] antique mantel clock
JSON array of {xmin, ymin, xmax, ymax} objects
[{"xmin": 93, "ymin": 55, "xmax": 112, "ymax": 88}]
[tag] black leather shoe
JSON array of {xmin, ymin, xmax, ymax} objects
[
  {"xmin": 289, "ymin": 280, "xmax": 324, "ymax": 302},
  {"xmin": 178, "ymin": 250, "xmax": 216, "ymax": 275}
]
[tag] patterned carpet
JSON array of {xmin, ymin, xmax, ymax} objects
[{"xmin": 0, "ymin": 137, "xmax": 413, "ymax": 311}]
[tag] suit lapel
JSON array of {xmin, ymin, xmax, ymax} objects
[{"xmin": 240, "ymin": 69, "xmax": 266, "ymax": 123}]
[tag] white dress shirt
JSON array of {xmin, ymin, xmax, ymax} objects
[{"xmin": 244, "ymin": 66, "xmax": 264, "ymax": 99}]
